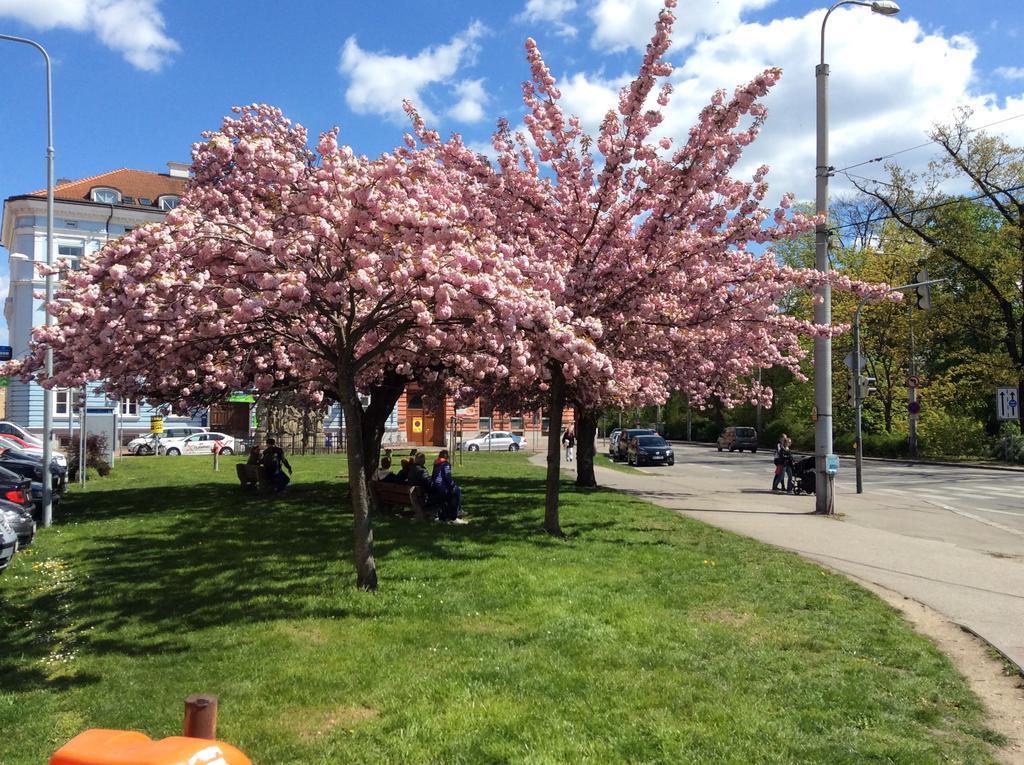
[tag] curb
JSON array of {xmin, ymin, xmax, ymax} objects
[{"xmin": 658, "ymin": 440, "xmax": 1024, "ymax": 474}]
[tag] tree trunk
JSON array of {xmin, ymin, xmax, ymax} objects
[
  {"xmin": 543, "ymin": 362, "xmax": 566, "ymax": 536},
  {"xmin": 575, "ymin": 407, "xmax": 598, "ymax": 487},
  {"xmin": 340, "ymin": 387, "xmax": 378, "ymax": 591},
  {"xmin": 360, "ymin": 371, "xmax": 407, "ymax": 486}
]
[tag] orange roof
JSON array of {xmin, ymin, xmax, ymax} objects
[{"xmin": 28, "ymin": 168, "xmax": 187, "ymax": 205}]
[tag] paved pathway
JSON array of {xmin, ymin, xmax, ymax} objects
[{"xmin": 535, "ymin": 445, "xmax": 1024, "ymax": 670}]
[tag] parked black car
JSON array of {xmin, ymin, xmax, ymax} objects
[
  {"xmin": 0, "ymin": 450, "xmax": 65, "ymax": 515},
  {"xmin": 614, "ymin": 428, "xmax": 657, "ymax": 461},
  {"xmin": 0, "ymin": 499, "xmax": 35, "ymax": 548},
  {"xmin": 0, "ymin": 464, "xmax": 34, "ymax": 511},
  {"xmin": 627, "ymin": 434, "xmax": 675, "ymax": 466}
]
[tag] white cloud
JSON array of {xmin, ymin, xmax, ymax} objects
[
  {"xmin": 449, "ymin": 79, "xmax": 489, "ymax": 123},
  {"xmin": 550, "ymin": 8, "xmax": 1024, "ymax": 203},
  {"xmin": 340, "ymin": 21, "xmax": 486, "ymax": 124},
  {"xmin": 0, "ymin": 0, "xmax": 179, "ymax": 71},
  {"xmin": 589, "ymin": 0, "xmax": 775, "ymax": 52},
  {"xmin": 996, "ymin": 66, "xmax": 1024, "ymax": 80},
  {"xmin": 517, "ymin": 0, "xmax": 578, "ymax": 39}
]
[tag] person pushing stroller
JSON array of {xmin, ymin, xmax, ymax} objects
[{"xmin": 771, "ymin": 434, "xmax": 794, "ymax": 493}]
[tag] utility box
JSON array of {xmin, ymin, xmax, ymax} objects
[{"xmin": 50, "ymin": 729, "xmax": 252, "ymax": 765}]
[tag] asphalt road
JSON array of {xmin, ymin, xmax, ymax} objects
[
  {"xmin": 583, "ymin": 441, "xmax": 1024, "ymax": 669},
  {"xmin": 665, "ymin": 443, "xmax": 1024, "ymax": 537}
]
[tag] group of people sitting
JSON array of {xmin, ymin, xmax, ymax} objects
[{"xmin": 373, "ymin": 448, "xmax": 464, "ymax": 522}]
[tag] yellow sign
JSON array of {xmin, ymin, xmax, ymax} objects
[
  {"xmin": 150, "ymin": 416, "xmax": 163, "ymax": 434},
  {"xmin": 412, "ymin": 417, "xmax": 423, "ymax": 434}
]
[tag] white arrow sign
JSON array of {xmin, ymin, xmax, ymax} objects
[{"xmin": 996, "ymin": 387, "xmax": 1019, "ymax": 420}]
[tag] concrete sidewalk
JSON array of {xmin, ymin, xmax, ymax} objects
[{"xmin": 533, "ymin": 453, "xmax": 1024, "ymax": 671}]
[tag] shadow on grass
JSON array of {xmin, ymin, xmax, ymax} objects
[{"xmin": 2, "ymin": 473, "xmax": 655, "ymax": 693}]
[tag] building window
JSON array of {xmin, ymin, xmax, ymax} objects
[
  {"xmin": 478, "ymin": 417, "xmax": 492, "ymax": 432},
  {"xmin": 120, "ymin": 399, "xmax": 139, "ymax": 417},
  {"xmin": 55, "ymin": 388, "xmax": 71, "ymax": 416},
  {"xmin": 58, "ymin": 244, "xmax": 84, "ymax": 271},
  {"xmin": 90, "ymin": 187, "xmax": 121, "ymax": 204},
  {"xmin": 158, "ymin": 195, "xmax": 180, "ymax": 211},
  {"xmin": 510, "ymin": 416, "xmax": 524, "ymax": 430},
  {"xmin": 542, "ymin": 418, "xmax": 550, "ymax": 436},
  {"xmin": 138, "ymin": 197, "xmax": 152, "ymax": 206}
]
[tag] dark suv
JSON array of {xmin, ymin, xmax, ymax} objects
[
  {"xmin": 716, "ymin": 426, "xmax": 758, "ymax": 453},
  {"xmin": 614, "ymin": 428, "xmax": 656, "ymax": 461}
]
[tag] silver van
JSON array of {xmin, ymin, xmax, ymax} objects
[{"xmin": 716, "ymin": 426, "xmax": 758, "ymax": 453}]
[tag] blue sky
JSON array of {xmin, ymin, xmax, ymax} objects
[{"xmin": 1, "ymin": 0, "xmax": 1022, "ymax": 343}]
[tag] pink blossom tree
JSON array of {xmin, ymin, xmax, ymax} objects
[
  {"xmin": 8, "ymin": 105, "xmax": 555, "ymax": 590},
  {"xmin": 410, "ymin": 0, "xmax": 891, "ymax": 534}
]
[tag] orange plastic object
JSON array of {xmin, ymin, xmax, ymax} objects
[{"xmin": 51, "ymin": 729, "xmax": 252, "ymax": 765}]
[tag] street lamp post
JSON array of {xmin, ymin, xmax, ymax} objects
[
  {"xmin": 814, "ymin": 0, "xmax": 900, "ymax": 514},
  {"xmin": 852, "ymin": 277, "xmax": 944, "ymax": 492},
  {"xmin": 0, "ymin": 34, "xmax": 55, "ymax": 527}
]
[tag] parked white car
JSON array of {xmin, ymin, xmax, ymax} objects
[
  {"xmin": 158, "ymin": 432, "xmax": 235, "ymax": 456},
  {"xmin": 461, "ymin": 431, "xmax": 524, "ymax": 452},
  {"xmin": 0, "ymin": 434, "xmax": 68, "ymax": 468},
  {"xmin": 128, "ymin": 427, "xmax": 207, "ymax": 455},
  {"xmin": 0, "ymin": 421, "xmax": 42, "ymax": 447}
]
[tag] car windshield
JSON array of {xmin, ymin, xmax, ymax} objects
[{"xmin": 635, "ymin": 436, "xmax": 667, "ymax": 447}]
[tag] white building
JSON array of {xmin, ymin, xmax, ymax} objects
[{"xmin": 1, "ymin": 163, "xmax": 206, "ymax": 438}]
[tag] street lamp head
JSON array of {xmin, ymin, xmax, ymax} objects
[{"xmin": 870, "ymin": 1, "xmax": 900, "ymax": 15}]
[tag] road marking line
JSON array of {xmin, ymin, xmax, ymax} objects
[
  {"xmin": 921, "ymin": 498, "xmax": 1024, "ymax": 537},
  {"xmin": 967, "ymin": 506, "xmax": 1024, "ymax": 517}
]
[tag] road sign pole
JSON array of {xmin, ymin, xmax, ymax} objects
[{"xmin": 853, "ymin": 316, "xmax": 863, "ymax": 494}]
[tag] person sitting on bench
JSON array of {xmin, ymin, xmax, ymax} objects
[
  {"xmin": 261, "ymin": 438, "xmax": 293, "ymax": 493},
  {"xmin": 373, "ymin": 456, "xmax": 394, "ymax": 482},
  {"xmin": 429, "ymin": 449, "xmax": 463, "ymax": 522}
]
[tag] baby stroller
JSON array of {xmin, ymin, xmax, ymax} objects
[{"xmin": 792, "ymin": 455, "xmax": 816, "ymax": 495}]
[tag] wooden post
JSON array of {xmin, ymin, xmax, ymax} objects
[{"xmin": 184, "ymin": 693, "xmax": 218, "ymax": 739}]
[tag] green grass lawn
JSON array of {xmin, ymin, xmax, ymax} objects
[{"xmin": 0, "ymin": 453, "xmax": 1004, "ymax": 764}]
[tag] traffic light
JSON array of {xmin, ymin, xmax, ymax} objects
[
  {"xmin": 914, "ymin": 268, "xmax": 931, "ymax": 310},
  {"xmin": 859, "ymin": 374, "xmax": 877, "ymax": 397},
  {"xmin": 848, "ymin": 375, "xmax": 858, "ymax": 407}
]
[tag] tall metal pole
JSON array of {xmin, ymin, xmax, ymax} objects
[
  {"xmin": 1, "ymin": 34, "xmax": 55, "ymax": 526},
  {"xmin": 853, "ymin": 302, "xmax": 865, "ymax": 493},
  {"xmin": 814, "ymin": 27, "xmax": 834, "ymax": 514},
  {"xmin": 814, "ymin": 0, "xmax": 900, "ymax": 513}
]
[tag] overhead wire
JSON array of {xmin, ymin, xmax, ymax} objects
[{"xmin": 831, "ymin": 112, "xmax": 1024, "ymax": 175}]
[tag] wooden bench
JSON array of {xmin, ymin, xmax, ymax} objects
[
  {"xmin": 236, "ymin": 463, "xmax": 273, "ymax": 492},
  {"xmin": 371, "ymin": 480, "xmax": 426, "ymax": 520}
]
